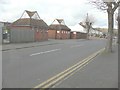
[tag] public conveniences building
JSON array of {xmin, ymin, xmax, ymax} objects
[
  {"xmin": 10, "ymin": 10, "xmax": 48, "ymax": 43},
  {"xmin": 48, "ymin": 19, "xmax": 71, "ymax": 39}
]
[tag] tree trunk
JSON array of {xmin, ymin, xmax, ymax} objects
[
  {"xmin": 87, "ymin": 28, "xmax": 90, "ymax": 40},
  {"xmin": 86, "ymin": 23, "xmax": 90, "ymax": 40},
  {"xmin": 105, "ymin": 11, "xmax": 114, "ymax": 52}
]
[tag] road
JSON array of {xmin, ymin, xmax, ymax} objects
[{"xmin": 2, "ymin": 39, "xmax": 106, "ymax": 88}]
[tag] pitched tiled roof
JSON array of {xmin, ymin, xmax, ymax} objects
[
  {"xmin": 49, "ymin": 24, "xmax": 71, "ymax": 31},
  {"xmin": 12, "ymin": 18, "xmax": 48, "ymax": 29}
]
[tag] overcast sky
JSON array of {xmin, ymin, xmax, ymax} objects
[{"xmin": 0, "ymin": 0, "xmax": 118, "ymax": 28}]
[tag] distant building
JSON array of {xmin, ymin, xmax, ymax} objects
[
  {"xmin": 69, "ymin": 24, "xmax": 87, "ymax": 39},
  {"xmin": 10, "ymin": 10, "xmax": 48, "ymax": 43},
  {"xmin": 70, "ymin": 31, "xmax": 87, "ymax": 39},
  {"xmin": 70, "ymin": 31, "xmax": 81, "ymax": 39},
  {"xmin": 48, "ymin": 19, "xmax": 71, "ymax": 39},
  {"xmin": 89, "ymin": 28, "xmax": 103, "ymax": 37}
]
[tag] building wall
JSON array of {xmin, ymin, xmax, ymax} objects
[
  {"xmin": 70, "ymin": 32, "xmax": 80, "ymax": 39},
  {"xmin": 80, "ymin": 33, "xmax": 87, "ymax": 39},
  {"xmin": 43, "ymin": 30, "xmax": 48, "ymax": 40},
  {"xmin": 70, "ymin": 32, "xmax": 76, "ymax": 39},
  {"xmin": 10, "ymin": 26, "xmax": 35, "ymax": 43},
  {"xmin": 76, "ymin": 33, "xmax": 81, "ymax": 39},
  {"xmin": 10, "ymin": 26, "xmax": 48, "ymax": 43},
  {"xmin": 48, "ymin": 29, "xmax": 70, "ymax": 39},
  {"xmin": 48, "ymin": 30, "xmax": 56, "ymax": 39},
  {"xmin": 62, "ymin": 30, "xmax": 70, "ymax": 39},
  {"xmin": 70, "ymin": 32, "xmax": 87, "ymax": 39},
  {"xmin": 34, "ymin": 29, "xmax": 48, "ymax": 41}
]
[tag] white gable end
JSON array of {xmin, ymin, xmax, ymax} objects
[
  {"xmin": 52, "ymin": 20, "xmax": 59, "ymax": 24},
  {"xmin": 21, "ymin": 11, "xmax": 30, "ymax": 18}
]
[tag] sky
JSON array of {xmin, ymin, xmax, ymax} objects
[{"xmin": 0, "ymin": 0, "xmax": 118, "ymax": 28}]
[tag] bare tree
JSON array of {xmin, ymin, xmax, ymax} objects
[
  {"xmin": 79, "ymin": 13, "xmax": 95, "ymax": 39},
  {"xmin": 90, "ymin": 0, "xmax": 120, "ymax": 52}
]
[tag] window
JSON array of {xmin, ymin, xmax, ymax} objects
[
  {"xmin": 73, "ymin": 32, "xmax": 76, "ymax": 34},
  {"xmin": 57, "ymin": 31, "xmax": 60, "ymax": 33}
]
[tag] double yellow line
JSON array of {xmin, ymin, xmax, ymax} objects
[{"xmin": 33, "ymin": 48, "xmax": 105, "ymax": 89}]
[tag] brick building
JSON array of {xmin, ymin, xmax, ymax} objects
[
  {"xmin": 10, "ymin": 10, "xmax": 48, "ymax": 43},
  {"xmin": 48, "ymin": 19, "xmax": 71, "ymax": 39},
  {"xmin": 70, "ymin": 31, "xmax": 81, "ymax": 39},
  {"xmin": 70, "ymin": 24, "xmax": 87, "ymax": 39},
  {"xmin": 70, "ymin": 31, "xmax": 87, "ymax": 39}
]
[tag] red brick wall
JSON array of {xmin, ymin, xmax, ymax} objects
[
  {"xmin": 70, "ymin": 32, "xmax": 87, "ymax": 39},
  {"xmin": 57, "ymin": 30, "xmax": 70, "ymax": 39},
  {"xmin": 34, "ymin": 28, "xmax": 48, "ymax": 41},
  {"xmin": 48, "ymin": 30, "xmax": 70, "ymax": 39},
  {"xmin": 48, "ymin": 30, "xmax": 56, "ymax": 39},
  {"xmin": 70, "ymin": 32, "xmax": 79, "ymax": 39}
]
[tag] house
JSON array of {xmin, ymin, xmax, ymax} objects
[
  {"xmin": 48, "ymin": 19, "xmax": 71, "ymax": 39},
  {"xmin": 69, "ymin": 24, "xmax": 87, "ymax": 39},
  {"xmin": 10, "ymin": 10, "xmax": 48, "ymax": 43}
]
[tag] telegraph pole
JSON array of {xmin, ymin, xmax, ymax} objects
[
  {"xmin": 118, "ymin": 4, "xmax": 120, "ymax": 90},
  {"xmin": 118, "ymin": 5, "xmax": 120, "ymax": 45}
]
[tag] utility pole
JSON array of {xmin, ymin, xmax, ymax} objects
[
  {"xmin": 0, "ymin": 44, "xmax": 1, "ymax": 90},
  {"xmin": 118, "ymin": 4, "xmax": 120, "ymax": 89},
  {"xmin": 118, "ymin": 5, "xmax": 120, "ymax": 45}
]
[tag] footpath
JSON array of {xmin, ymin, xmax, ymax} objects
[
  {"xmin": 1, "ymin": 39, "xmax": 86, "ymax": 51},
  {"xmin": 54, "ymin": 45, "xmax": 118, "ymax": 88}
]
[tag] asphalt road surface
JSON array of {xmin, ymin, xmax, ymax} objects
[{"xmin": 2, "ymin": 39, "xmax": 106, "ymax": 88}]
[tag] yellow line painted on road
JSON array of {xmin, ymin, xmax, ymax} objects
[{"xmin": 32, "ymin": 48, "xmax": 105, "ymax": 89}]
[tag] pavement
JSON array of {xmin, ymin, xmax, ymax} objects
[
  {"xmin": 1, "ymin": 39, "xmax": 86, "ymax": 51},
  {"xmin": 54, "ymin": 45, "xmax": 118, "ymax": 88}
]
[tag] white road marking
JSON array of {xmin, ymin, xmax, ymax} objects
[
  {"xmin": 30, "ymin": 49, "xmax": 61, "ymax": 56},
  {"xmin": 70, "ymin": 45, "xmax": 83, "ymax": 48}
]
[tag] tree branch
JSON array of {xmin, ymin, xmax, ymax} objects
[
  {"xmin": 90, "ymin": 0, "xmax": 108, "ymax": 10},
  {"xmin": 113, "ymin": 1, "xmax": 120, "ymax": 12}
]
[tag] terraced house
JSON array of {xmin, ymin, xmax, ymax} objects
[
  {"xmin": 48, "ymin": 19, "xmax": 71, "ymax": 39},
  {"xmin": 10, "ymin": 10, "xmax": 48, "ymax": 43}
]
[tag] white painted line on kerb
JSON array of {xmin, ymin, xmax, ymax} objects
[
  {"xmin": 70, "ymin": 45, "xmax": 83, "ymax": 48},
  {"xmin": 30, "ymin": 49, "xmax": 61, "ymax": 56}
]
